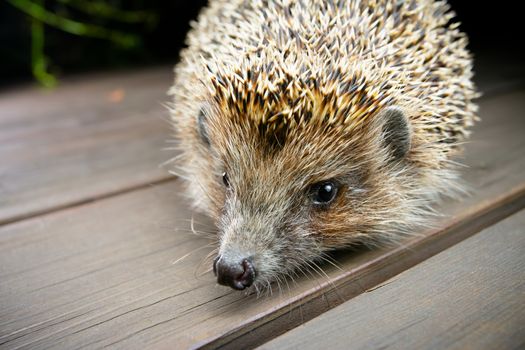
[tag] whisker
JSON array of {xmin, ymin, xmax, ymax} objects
[{"xmin": 171, "ymin": 242, "xmax": 216, "ymax": 265}]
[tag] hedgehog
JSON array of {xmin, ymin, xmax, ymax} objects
[{"xmin": 168, "ymin": 0, "xmax": 478, "ymax": 292}]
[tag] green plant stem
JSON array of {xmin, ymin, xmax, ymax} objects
[
  {"xmin": 8, "ymin": 0, "xmax": 140, "ymax": 47},
  {"xmin": 31, "ymin": 3, "xmax": 56, "ymax": 87}
]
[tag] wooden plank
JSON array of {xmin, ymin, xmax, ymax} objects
[
  {"xmin": 0, "ymin": 88, "xmax": 524, "ymax": 349},
  {"xmin": 0, "ymin": 66, "xmax": 173, "ymax": 225},
  {"xmin": 260, "ymin": 210, "xmax": 525, "ymax": 350}
]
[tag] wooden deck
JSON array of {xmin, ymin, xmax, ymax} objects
[{"xmin": 1, "ymin": 59, "xmax": 524, "ymax": 349}]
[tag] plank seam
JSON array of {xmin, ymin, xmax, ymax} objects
[{"xmin": 0, "ymin": 176, "xmax": 175, "ymax": 227}]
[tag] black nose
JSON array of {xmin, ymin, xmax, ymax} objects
[{"xmin": 213, "ymin": 256, "xmax": 255, "ymax": 290}]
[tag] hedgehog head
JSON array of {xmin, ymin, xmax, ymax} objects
[{"xmin": 193, "ymin": 66, "xmax": 422, "ymax": 291}]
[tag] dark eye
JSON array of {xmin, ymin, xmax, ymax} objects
[
  {"xmin": 310, "ymin": 181, "xmax": 338, "ymax": 205},
  {"xmin": 222, "ymin": 172, "xmax": 230, "ymax": 187}
]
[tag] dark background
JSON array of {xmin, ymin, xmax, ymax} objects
[{"xmin": 1, "ymin": 1, "xmax": 522, "ymax": 88}]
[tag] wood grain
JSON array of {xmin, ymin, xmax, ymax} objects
[
  {"xmin": 0, "ymin": 66, "xmax": 174, "ymax": 225},
  {"xmin": 0, "ymin": 87, "xmax": 524, "ymax": 349},
  {"xmin": 260, "ymin": 210, "xmax": 525, "ymax": 350}
]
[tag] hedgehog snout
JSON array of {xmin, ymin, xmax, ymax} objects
[{"xmin": 213, "ymin": 253, "xmax": 256, "ymax": 290}]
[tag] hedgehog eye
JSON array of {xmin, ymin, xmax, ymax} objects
[
  {"xmin": 222, "ymin": 172, "xmax": 230, "ymax": 187},
  {"xmin": 310, "ymin": 181, "xmax": 338, "ymax": 205}
]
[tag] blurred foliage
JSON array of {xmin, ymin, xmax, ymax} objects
[{"xmin": 7, "ymin": 0, "xmax": 158, "ymax": 87}]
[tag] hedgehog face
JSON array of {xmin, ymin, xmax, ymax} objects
[{"xmin": 197, "ymin": 100, "xmax": 413, "ymax": 291}]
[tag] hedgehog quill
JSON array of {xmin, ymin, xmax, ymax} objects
[{"xmin": 169, "ymin": 0, "xmax": 478, "ymax": 291}]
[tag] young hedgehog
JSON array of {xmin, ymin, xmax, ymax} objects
[{"xmin": 169, "ymin": 0, "xmax": 478, "ymax": 291}]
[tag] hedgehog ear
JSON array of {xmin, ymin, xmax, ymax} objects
[
  {"xmin": 197, "ymin": 107, "xmax": 211, "ymax": 146},
  {"xmin": 377, "ymin": 106, "xmax": 412, "ymax": 160}
]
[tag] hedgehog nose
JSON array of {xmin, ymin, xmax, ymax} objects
[{"xmin": 213, "ymin": 256, "xmax": 255, "ymax": 290}]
